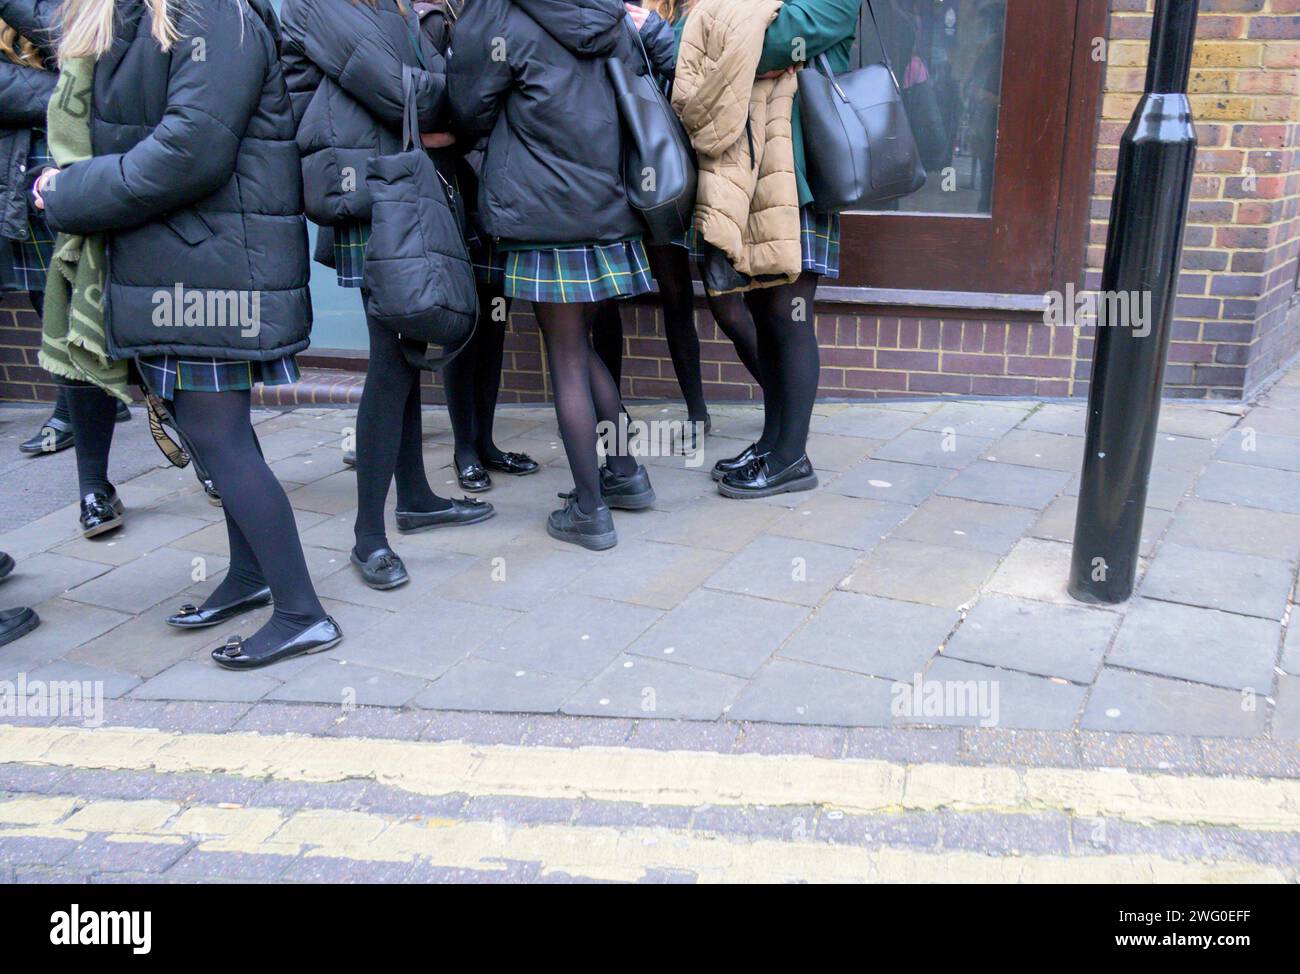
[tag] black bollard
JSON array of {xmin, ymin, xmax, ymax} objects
[{"xmin": 1069, "ymin": 0, "xmax": 1200, "ymax": 604}]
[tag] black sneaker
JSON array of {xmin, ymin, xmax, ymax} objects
[
  {"xmin": 718, "ymin": 454, "xmax": 818, "ymax": 499},
  {"xmin": 0, "ymin": 607, "xmax": 39, "ymax": 647},
  {"xmin": 712, "ymin": 443, "xmax": 764, "ymax": 482},
  {"xmin": 80, "ymin": 490, "xmax": 125, "ymax": 538},
  {"xmin": 598, "ymin": 464, "xmax": 656, "ymax": 510},
  {"xmin": 19, "ymin": 415, "xmax": 74, "ymax": 455},
  {"xmin": 547, "ymin": 495, "xmax": 617, "ymax": 550}
]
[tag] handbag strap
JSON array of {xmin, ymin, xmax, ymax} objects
[
  {"xmin": 621, "ymin": 14, "xmax": 656, "ymax": 77},
  {"xmin": 816, "ymin": 0, "xmax": 902, "ymax": 94},
  {"xmin": 400, "ymin": 63, "xmax": 420, "ymax": 152}
]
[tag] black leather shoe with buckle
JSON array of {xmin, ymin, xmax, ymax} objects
[
  {"xmin": 210, "ymin": 616, "xmax": 343, "ymax": 671},
  {"xmin": 712, "ymin": 443, "xmax": 765, "ymax": 482},
  {"xmin": 351, "ymin": 547, "xmax": 409, "ymax": 589},
  {"xmin": 166, "ymin": 586, "xmax": 272, "ymax": 629},
  {"xmin": 718, "ymin": 454, "xmax": 818, "ymax": 499},
  {"xmin": 396, "ymin": 497, "xmax": 495, "ymax": 533},
  {"xmin": 456, "ymin": 462, "xmax": 491, "ymax": 492},
  {"xmin": 19, "ymin": 415, "xmax": 75, "ymax": 455},
  {"xmin": 483, "ymin": 452, "xmax": 540, "ymax": 476},
  {"xmin": 80, "ymin": 490, "xmax": 125, "ymax": 538}
]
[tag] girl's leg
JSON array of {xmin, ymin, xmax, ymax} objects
[
  {"xmin": 536, "ymin": 301, "xmax": 606, "ymax": 514},
  {"xmin": 171, "ymin": 389, "xmax": 326, "ymax": 656},
  {"xmin": 750, "ymin": 273, "xmax": 822, "ymax": 467},
  {"xmin": 647, "ymin": 245, "xmax": 708, "ymax": 426},
  {"xmin": 61, "ymin": 381, "xmax": 118, "ymax": 497},
  {"xmin": 706, "ymin": 290, "xmax": 764, "ymax": 389},
  {"xmin": 441, "ymin": 294, "xmax": 484, "ymax": 471},
  {"xmin": 470, "ymin": 286, "xmax": 512, "ymax": 464},
  {"xmin": 591, "ymin": 300, "xmax": 624, "ymax": 389}
]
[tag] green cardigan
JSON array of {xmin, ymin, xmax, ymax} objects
[{"xmin": 670, "ymin": 0, "xmax": 860, "ymax": 208}]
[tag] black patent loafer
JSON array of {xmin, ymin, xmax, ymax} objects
[
  {"xmin": 718, "ymin": 454, "xmax": 818, "ymax": 499},
  {"xmin": 210, "ymin": 616, "xmax": 343, "ymax": 671},
  {"xmin": 80, "ymin": 490, "xmax": 125, "ymax": 538},
  {"xmin": 0, "ymin": 551, "xmax": 14, "ymax": 582},
  {"xmin": 166, "ymin": 586, "xmax": 272, "ymax": 630},
  {"xmin": 457, "ymin": 462, "xmax": 491, "ymax": 492},
  {"xmin": 547, "ymin": 495, "xmax": 617, "ymax": 551},
  {"xmin": 19, "ymin": 415, "xmax": 74, "ymax": 455},
  {"xmin": 396, "ymin": 497, "xmax": 495, "ymax": 533},
  {"xmin": 711, "ymin": 443, "xmax": 764, "ymax": 482},
  {"xmin": 351, "ymin": 547, "xmax": 409, "ymax": 590},
  {"xmin": 598, "ymin": 464, "xmax": 656, "ymax": 510},
  {"xmin": 483, "ymin": 452, "xmax": 540, "ymax": 476},
  {"xmin": 343, "ymin": 450, "xmax": 357, "ymax": 468},
  {"xmin": 0, "ymin": 606, "xmax": 39, "ymax": 647}
]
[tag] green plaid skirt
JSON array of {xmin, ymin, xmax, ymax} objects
[
  {"xmin": 333, "ymin": 220, "xmax": 369, "ymax": 289},
  {"xmin": 466, "ymin": 229, "xmax": 506, "ymax": 287},
  {"xmin": 503, "ymin": 239, "xmax": 652, "ymax": 304},
  {"xmin": 10, "ymin": 133, "xmax": 54, "ymax": 294},
  {"xmin": 138, "ymin": 354, "xmax": 300, "ymax": 400},
  {"xmin": 673, "ymin": 207, "xmax": 840, "ymax": 279}
]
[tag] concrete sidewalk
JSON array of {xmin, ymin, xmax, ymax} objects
[{"xmin": 0, "ymin": 362, "xmax": 1297, "ymax": 741}]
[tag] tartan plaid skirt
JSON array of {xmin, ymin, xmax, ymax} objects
[
  {"xmin": 503, "ymin": 239, "xmax": 652, "ymax": 304},
  {"xmin": 672, "ymin": 207, "xmax": 841, "ymax": 280},
  {"xmin": 10, "ymin": 133, "xmax": 55, "ymax": 294},
  {"xmin": 337, "ymin": 220, "xmax": 508, "ymax": 289},
  {"xmin": 137, "ymin": 354, "xmax": 300, "ymax": 400}
]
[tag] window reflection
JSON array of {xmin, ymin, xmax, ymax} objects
[{"xmin": 851, "ymin": 0, "xmax": 1007, "ymax": 215}]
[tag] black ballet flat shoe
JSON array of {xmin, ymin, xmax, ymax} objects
[
  {"xmin": 483, "ymin": 452, "xmax": 540, "ymax": 476},
  {"xmin": 598, "ymin": 464, "xmax": 656, "ymax": 510},
  {"xmin": 457, "ymin": 462, "xmax": 492, "ymax": 492},
  {"xmin": 718, "ymin": 454, "xmax": 818, "ymax": 499},
  {"xmin": 210, "ymin": 616, "xmax": 343, "ymax": 671},
  {"xmin": 396, "ymin": 497, "xmax": 495, "ymax": 533},
  {"xmin": 80, "ymin": 490, "xmax": 125, "ymax": 538},
  {"xmin": 0, "ymin": 551, "xmax": 14, "ymax": 582},
  {"xmin": 343, "ymin": 450, "xmax": 357, "ymax": 468},
  {"xmin": 547, "ymin": 495, "xmax": 617, "ymax": 551},
  {"xmin": 0, "ymin": 607, "xmax": 40, "ymax": 648},
  {"xmin": 166, "ymin": 586, "xmax": 272, "ymax": 630},
  {"xmin": 711, "ymin": 443, "xmax": 764, "ymax": 482},
  {"xmin": 351, "ymin": 547, "xmax": 409, "ymax": 590},
  {"xmin": 19, "ymin": 415, "xmax": 74, "ymax": 456}
]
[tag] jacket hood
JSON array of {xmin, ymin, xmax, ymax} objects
[
  {"xmin": 508, "ymin": 0, "xmax": 625, "ymax": 57},
  {"xmin": 245, "ymin": 0, "xmax": 282, "ymax": 42}
]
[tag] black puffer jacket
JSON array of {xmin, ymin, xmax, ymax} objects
[
  {"xmin": 448, "ymin": 0, "xmax": 644, "ymax": 246},
  {"xmin": 36, "ymin": 0, "xmax": 311, "ymax": 362},
  {"xmin": 0, "ymin": 0, "xmax": 56, "ymax": 243},
  {"xmin": 280, "ymin": 0, "xmax": 446, "ymax": 227}
]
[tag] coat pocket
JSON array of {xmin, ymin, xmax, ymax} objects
[{"xmin": 164, "ymin": 210, "xmax": 215, "ymax": 246}]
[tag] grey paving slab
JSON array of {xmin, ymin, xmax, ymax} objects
[
  {"xmin": 265, "ymin": 659, "xmax": 428, "ymax": 708},
  {"xmin": 626, "ymin": 588, "xmax": 806, "ymax": 678},
  {"xmin": 1215, "ymin": 431, "xmax": 1300, "ymax": 472},
  {"xmin": 903, "ymin": 658, "xmax": 1086, "ymax": 730},
  {"xmin": 0, "ymin": 598, "xmax": 129, "ymax": 673},
  {"xmin": 1082, "ymin": 668, "xmax": 1265, "ymax": 737},
  {"xmin": 982, "ymin": 429, "xmax": 1082, "ymax": 472},
  {"xmin": 1139, "ymin": 543, "xmax": 1292, "ymax": 620},
  {"xmin": 438, "ymin": 541, "xmax": 595, "ymax": 611},
  {"xmin": 937, "ymin": 461, "xmax": 1070, "ymax": 510},
  {"xmin": 704, "ymin": 535, "xmax": 862, "ymax": 607},
  {"xmin": 338, "ymin": 597, "xmax": 520, "ymax": 680},
  {"xmin": 1269, "ymin": 675, "xmax": 1300, "ymax": 741},
  {"xmin": 63, "ymin": 547, "xmax": 227, "ymax": 614},
  {"xmin": 131, "ymin": 659, "xmax": 280, "ymax": 703},
  {"xmin": 1031, "ymin": 495, "xmax": 1169, "ymax": 558},
  {"xmin": 415, "ymin": 657, "xmax": 582, "ymax": 714},
  {"xmin": 768, "ymin": 492, "xmax": 912, "ymax": 551},
  {"xmin": 986, "ymin": 538, "xmax": 1085, "ymax": 606},
  {"xmin": 64, "ymin": 607, "xmax": 220, "ymax": 679},
  {"xmin": 22, "ymin": 660, "xmax": 142, "ymax": 702},
  {"xmin": 824, "ymin": 458, "xmax": 954, "ymax": 505},
  {"xmin": 728, "ymin": 659, "xmax": 895, "ymax": 726},
  {"xmin": 639, "ymin": 495, "xmax": 781, "ymax": 552},
  {"xmin": 0, "ymin": 552, "xmax": 112, "ymax": 609},
  {"xmin": 1161, "ymin": 499, "xmax": 1300, "ymax": 561},
  {"xmin": 915, "ymin": 401, "xmax": 1032, "ymax": 439},
  {"xmin": 1108, "ymin": 598, "xmax": 1280, "ymax": 691},
  {"xmin": 779, "ymin": 591, "xmax": 955, "ymax": 681},
  {"xmin": 841, "ymin": 539, "xmax": 999, "ymax": 609},
  {"xmin": 315, "ymin": 547, "xmax": 479, "ymax": 611},
  {"xmin": 800, "ymin": 432, "xmax": 882, "ymax": 472},
  {"xmin": 891, "ymin": 495, "xmax": 1037, "ymax": 555},
  {"xmin": 563, "ymin": 539, "xmax": 729, "ymax": 609},
  {"xmin": 1282, "ymin": 623, "xmax": 1300, "ymax": 676},
  {"xmin": 1017, "ymin": 403, "xmax": 1085, "ymax": 436},
  {"xmin": 475, "ymin": 594, "xmax": 662, "ymax": 681},
  {"xmin": 1150, "ymin": 433, "xmax": 1218, "ymax": 473},
  {"xmin": 1155, "ymin": 404, "xmax": 1243, "ymax": 439},
  {"xmin": 50, "ymin": 512, "xmax": 213, "ymax": 567},
  {"xmin": 1195, "ymin": 461, "xmax": 1300, "ymax": 515},
  {"xmin": 819, "ymin": 407, "xmax": 921, "ymax": 440},
  {"xmin": 945, "ymin": 595, "xmax": 1117, "ymax": 683},
  {"xmin": 872, "ymin": 428, "xmax": 995, "ymax": 470},
  {"xmin": 562, "ymin": 655, "xmax": 746, "ymax": 721}
]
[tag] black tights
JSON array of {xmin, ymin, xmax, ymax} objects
[
  {"xmin": 354, "ymin": 303, "xmax": 451, "ymax": 559},
  {"xmin": 443, "ymin": 282, "xmax": 510, "ymax": 470},
  {"xmin": 744, "ymin": 273, "xmax": 821, "ymax": 468},
  {"xmin": 535, "ymin": 301, "xmax": 636, "ymax": 515},
  {"xmin": 646, "ymin": 245, "xmax": 708, "ymax": 424},
  {"xmin": 62, "ymin": 380, "xmax": 118, "ymax": 497},
  {"xmin": 171, "ymin": 389, "xmax": 326, "ymax": 654}
]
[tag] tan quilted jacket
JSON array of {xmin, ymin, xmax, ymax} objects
[{"xmin": 671, "ymin": 0, "xmax": 801, "ymax": 289}]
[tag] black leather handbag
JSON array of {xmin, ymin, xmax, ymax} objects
[
  {"xmin": 363, "ymin": 66, "xmax": 477, "ymax": 371},
  {"xmin": 797, "ymin": 0, "xmax": 926, "ymax": 212},
  {"xmin": 606, "ymin": 22, "xmax": 697, "ymax": 245}
]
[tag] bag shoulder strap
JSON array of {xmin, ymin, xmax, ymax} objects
[{"xmin": 401, "ymin": 63, "xmax": 419, "ymax": 152}]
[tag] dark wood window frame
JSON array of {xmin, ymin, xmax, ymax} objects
[{"xmin": 836, "ymin": 0, "xmax": 1109, "ymax": 299}]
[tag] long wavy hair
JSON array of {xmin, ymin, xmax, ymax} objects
[
  {"xmin": 645, "ymin": 0, "xmax": 687, "ymax": 24},
  {"xmin": 0, "ymin": 16, "xmax": 48, "ymax": 68},
  {"xmin": 58, "ymin": 0, "xmax": 181, "ymax": 59}
]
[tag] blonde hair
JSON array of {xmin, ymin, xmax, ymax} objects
[
  {"xmin": 0, "ymin": 16, "xmax": 47, "ymax": 68},
  {"xmin": 644, "ymin": 0, "xmax": 687, "ymax": 23},
  {"xmin": 58, "ymin": 0, "xmax": 181, "ymax": 60}
]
